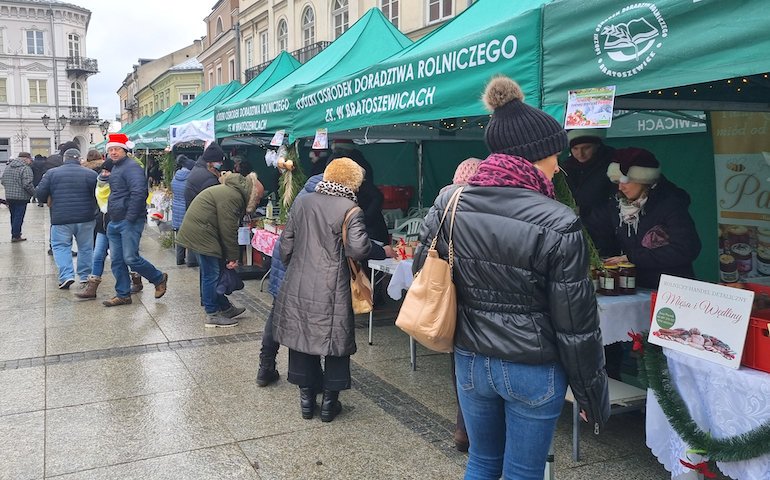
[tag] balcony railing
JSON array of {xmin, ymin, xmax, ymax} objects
[
  {"xmin": 69, "ymin": 106, "xmax": 99, "ymax": 124},
  {"xmin": 244, "ymin": 61, "xmax": 271, "ymax": 83},
  {"xmin": 291, "ymin": 41, "xmax": 331, "ymax": 64},
  {"xmin": 66, "ymin": 56, "xmax": 98, "ymax": 76}
]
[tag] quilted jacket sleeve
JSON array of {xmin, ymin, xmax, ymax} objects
[
  {"xmin": 343, "ymin": 208, "xmax": 372, "ymax": 262},
  {"xmin": 547, "ymin": 218, "xmax": 610, "ymax": 428}
]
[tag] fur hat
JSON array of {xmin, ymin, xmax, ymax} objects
[
  {"xmin": 453, "ymin": 158, "xmax": 482, "ymax": 185},
  {"xmin": 607, "ymin": 148, "xmax": 661, "ymax": 184},
  {"xmin": 201, "ymin": 142, "xmax": 226, "ymax": 163},
  {"xmin": 106, "ymin": 133, "xmax": 131, "ymax": 151},
  {"xmin": 568, "ymin": 128, "xmax": 607, "ymax": 148},
  {"xmin": 63, "ymin": 148, "xmax": 81, "ymax": 163},
  {"xmin": 323, "ymin": 157, "xmax": 365, "ymax": 192},
  {"xmin": 482, "ymin": 75, "xmax": 567, "ymax": 162}
]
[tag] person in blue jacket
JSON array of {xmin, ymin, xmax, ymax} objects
[{"xmin": 170, "ymin": 154, "xmax": 198, "ymax": 266}]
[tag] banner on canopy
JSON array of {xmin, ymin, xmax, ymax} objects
[{"xmin": 170, "ymin": 119, "xmax": 214, "ymax": 146}]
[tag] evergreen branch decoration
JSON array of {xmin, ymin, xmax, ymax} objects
[
  {"xmin": 638, "ymin": 338, "xmax": 770, "ymax": 463},
  {"xmin": 277, "ymin": 141, "xmax": 306, "ymax": 224},
  {"xmin": 553, "ymin": 171, "xmax": 603, "ymax": 271}
]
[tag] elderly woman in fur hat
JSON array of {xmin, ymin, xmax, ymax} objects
[
  {"xmin": 176, "ymin": 171, "xmax": 263, "ymax": 328},
  {"xmin": 272, "ymin": 157, "xmax": 386, "ymax": 423}
]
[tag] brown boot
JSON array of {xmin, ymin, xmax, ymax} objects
[
  {"xmin": 153, "ymin": 272, "xmax": 168, "ymax": 299},
  {"xmin": 103, "ymin": 296, "xmax": 132, "ymax": 307},
  {"xmin": 75, "ymin": 276, "xmax": 101, "ymax": 299},
  {"xmin": 130, "ymin": 272, "xmax": 143, "ymax": 293}
]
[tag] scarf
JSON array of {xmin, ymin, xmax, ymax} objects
[
  {"xmin": 315, "ymin": 180, "xmax": 358, "ymax": 204},
  {"xmin": 618, "ymin": 194, "xmax": 648, "ymax": 236},
  {"xmin": 468, "ymin": 153, "xmax": 555, "ymax": 199}
]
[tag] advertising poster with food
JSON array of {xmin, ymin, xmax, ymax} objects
[
  {"xmin": 712, "ymin": 112, "xmax": 770, "ymax": 283},
  {"xmin": 564, "ymin": 86, "xmax": 616, "ymax": 129},
  {"xmin": 649, "ymin": 275, "xmax": 754, "ymax": 368}
]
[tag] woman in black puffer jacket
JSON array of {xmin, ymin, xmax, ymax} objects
[{"xmin": 413, "ymin": 76, "xmax": 609, "ymax": 480}]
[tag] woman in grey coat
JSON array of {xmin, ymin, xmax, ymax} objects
[{"xmin": 273, "ymin": 157, "xmax": 381, "ymax": 422}]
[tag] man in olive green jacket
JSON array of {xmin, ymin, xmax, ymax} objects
[{"xmin": 177, "ymin": 172, "xmax": 262, "ymax": 327}]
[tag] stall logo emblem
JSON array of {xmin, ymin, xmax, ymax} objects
[{"xmin": 594, "ymin": 3, "xmax": 668, "ymax": 78}]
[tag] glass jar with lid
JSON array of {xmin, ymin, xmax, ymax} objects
[
  {"xmin": 617, "ymin": 263, "xmax": 637, "ymax": 295},
  {"xmin": 599, "ymin": 265, "xmax": 619, "ymax": 296}
]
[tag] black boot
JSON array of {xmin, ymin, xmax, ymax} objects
[
  {"xmin": 256, "ymin": 363, "xmax": 280, "ymax": 387},
  {"xmin": 175, "ymin": 245, "xmax": 186, "ymax": 265},
  {"xmin": 299, "ymin": 387, "xmax": 316, "ymax": 420},
  {"xmin": 320, "ymin": 390, "xmax": 342, "ymax": 423}
]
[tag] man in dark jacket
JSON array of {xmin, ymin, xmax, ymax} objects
[
  {"xmin": 31, "ymin": 154, "xmax": 49, "ymax": 205},
  {"xmin": 35, "ymin": 149, "xmax": 98, "ymax": 289},
  {"xmin": 1, "ymin": 152, "xmax": 35, "ymax": 242},
  {"xmin": 102, "ymin": 133, "xmax": 168, "ymax": 307},
  {"xmin": 184, "ymin": 142, "xmax": 224, "ymax": 207},
  {"xmin": 561, "ymin": 129, "xmax": 616, "ymax": 221}
]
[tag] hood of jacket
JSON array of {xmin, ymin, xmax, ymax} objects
[
  {"xmin": 7, "ymin": 158, "xmax": 28, "ymax": 169},
  {"xmin": 223, "ymin": 171, "xmax": 251, "ymax": 204},
  {"xmin": 173, "ymin": 167, "xmax": 191, "ymax": 183}
]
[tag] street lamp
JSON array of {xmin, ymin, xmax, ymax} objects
[
  {"xmin": 41, "ymin": 114, "xmax": 68, "ymax": 148},
  {"xmin": 99, "ymin": 120, "xmax": 111, "ymax": 139}
]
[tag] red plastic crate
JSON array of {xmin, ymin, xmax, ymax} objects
[
  {"xmin": 651, "ymin": 284, "xmax": 770, "ymax": 372},
  {"xmin": 379, "ymin": 185, "xmax": 415, "ymax": 211}
]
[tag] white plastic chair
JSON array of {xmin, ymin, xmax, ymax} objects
[{"xmin": 389, "ymin": 217, "xmax": 423, "ymax": 242}]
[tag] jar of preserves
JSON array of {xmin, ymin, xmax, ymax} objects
[
  {"xmin": 617, "ymin": 262, "xmax": 637, "ymax": 295},
  {"xmin": 719, "ymin": 254, "xmax": 740, "ymax": 283},
  {"xmin": 599, "ymin": 265, "xmax": 619, "ymax": 295}
]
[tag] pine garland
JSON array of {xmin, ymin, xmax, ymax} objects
[
  {"xmin": 638, "ymin": 338, "xmax": 770, "ymax": 462},
  {"xmin": 553, "ymin": 171, "xmax": 603, "ymax": 271}
]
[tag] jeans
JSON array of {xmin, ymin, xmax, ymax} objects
[
  {"xmin": 107, "ymin": 219, "xmax": 163, "ymax": 297},
  {"xmin": 51, "ymin": 221, "xmax": 95, "ymax": 283},
  {"xmin": 259, "ymin": 302, "xmax": 280, "ymax": 366},
  {"xmin": 197, "ymin": 253, "xmax": 231, "ymax": 314},
  {"xmin": 7, "ymin": 200, "xmax": 27, "ymax": 238},
  {"xmin": 92, "ymin": 232, "xmax": 109, "ymax": 277},
  {"xmin": 454, "ymin": 347, "xmax": 567, "ymax": 480}
]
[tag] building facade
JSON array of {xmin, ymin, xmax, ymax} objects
[
  {"xmin": 117, "ymin": 40, "xmax": 203, "ymax": 125},
  {"xmin": 0, "ymin": 0, "xmax": 98, "ymax": 159},
  {"xmin": 135, "ymin": 58, "xmax": 204, "ymax": 119},
  {"xmin": 238, "ymin": 0, "xmax": 476, "ymax": 82},
  {"xmin": 200, "ymin": 0, "xmax": 240, "ymax": 91}
]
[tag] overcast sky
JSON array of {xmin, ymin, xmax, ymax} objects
[{"xmin": 75, "ymin": 0, "xmax": 215, "ymax": 122}]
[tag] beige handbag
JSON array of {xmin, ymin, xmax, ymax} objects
[
  {"xmin": 395, "ymin": 187, "xmax": 463, "ymax": 353},
  {"xmin": 342, "ymin": 207, "xmax": 374, "ymax": 314}
]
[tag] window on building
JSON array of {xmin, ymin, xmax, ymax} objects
[
  {"xmin": 245, "ymin": 37, "xmax": 254, "ymax": 69},
  {"xmin": 70, "ymin": 82, "xmax": 82, "ymax": 107},
  {"xmin": 26, "ymin": 30, "xmax": 44, "ymax": 55},
  {"xmin": 427, "ymin": 0, "xmax": 453, "ymax": 23},
  {"xmin": 0, "ymin": 78, "xmax": 6, "ymax": 103},
  {"xmin": 0, "ymin": 30, "xmax": 5, "ymax": 54},
  {"xmin": 302, "ymin": 6, "xmax": 315, "ymax": 47},
  {"xmin": 259, "ymin": 30, "xmax": 269, "ymax": 63},
  {"xmin": 209, "ymin": 71, "xmax": 214, "ymax": 89},
  {"xmin": 381, "ymin": 0, "xmax": 399, "ymax": 28},
  {"xmin": 180, "ymin": 93, "xmax": 196, "ymax": 106},
  {"xmin": 28, "ymin": 79, "xmax": 47, "ymax": 104},
  {"xmin": 277, "ymin": 19, "xmax": 288, "ymax": 52},
  {"xmin": 229, "ymin": 58, "xmax": 235, "ymax": 81},
  {"xmin": 216, "ymin": 17, "xmax": 224, "ymax": 36},
  {"xmin": 216, "ymin": 66, "xmax": 222, "ymax": 85},
  {"xmin": 332, "ymin": 0, "xmax": 349, "ymax": 39},
  {"xmin": 30, "ymin": 138, "xmax": 50, "ymax": 157},
  {"xmin": 68, "ymin": 33, "xmax": 80, "ymax": 58}
]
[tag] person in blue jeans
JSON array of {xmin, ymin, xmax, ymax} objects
[
  {"xmin": 102, "ymin": 133, "xmax": 168, "ymax": 307},
  {"xmin": 414, "ymin": 76, "xmax": 609, "ymax": 479},
  {"xmin": 35, "ymin": 148, "xmax": 98, "ymax": 289},
  {"xmin": 76, "ymin": 160, "xmax": 113, "ymax": 300}
]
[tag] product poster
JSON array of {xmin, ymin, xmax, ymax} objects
[
  {"xmin": 649, "ymin": 275, "xmax": 754, "ymax": 369},
  {"xmin": 312, "ymin": 128, "xmax": 328, "ymax": 149},
  {"xmin": 712, "ymin": 112, "xmax": 770, "ymax": 283},
  {"xmin": 270, "ymin": 130, "xmax": 286, "ymax": 146},
  {"xmin": 564, "ymin": 86, "xmax": 616, "ymax": 129}
]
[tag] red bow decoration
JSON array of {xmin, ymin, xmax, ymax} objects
[
  {"xmin": 679, "ymin": 459, "xmax": 717, "ymax": 478},
  {"xmin": 627, "ymin": 330, "xmax": 644, "ymax": 354}
]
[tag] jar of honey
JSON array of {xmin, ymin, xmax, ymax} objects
[
  {"xmin": 599, "ymin": 265, "xmax": 619, "ymax": 295},
  {"xmin": 617, "ymin": 263, "xmax": 637, "ymax": 295}
]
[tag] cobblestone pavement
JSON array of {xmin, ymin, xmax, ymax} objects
[{"xmin": 0, "ymin": 194, "xmax": 678, "ymax": 479}]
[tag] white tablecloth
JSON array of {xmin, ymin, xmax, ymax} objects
[
  {"xmin": 368, "ymin": 258, "xmax": 414, "ymax": 300},
  {"xmin": 596, "ymin": 290, "xmax": 653, "ymax": 345},
  {"xmin": 646, "ymin": 349, "xmax": 770, "ymax": 479}
]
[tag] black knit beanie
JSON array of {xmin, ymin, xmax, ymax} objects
[
  {"xmin": 201, "ymin": 142, "xmax": 225, "ymax": 163},
  {"xmin": 483, "ymin": 76, "xmax": 567, "ymax": 162}
]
